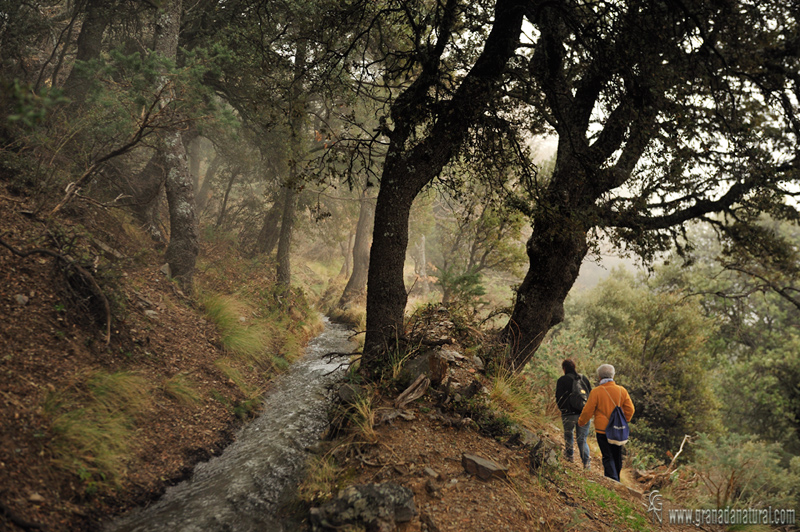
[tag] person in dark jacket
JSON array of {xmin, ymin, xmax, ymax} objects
[{"xmin": 555, "ymin": 359, "xmax": 592, "ymax": 469}]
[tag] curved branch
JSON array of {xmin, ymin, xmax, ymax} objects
[{"xmin": 0, "ymin": 235, "xmax": 111, "ymax": 345}]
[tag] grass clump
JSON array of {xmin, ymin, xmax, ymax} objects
[
  {"xmin": 43, "ymin": 369, "xmax": 153, "ymax": 494},
  {"xmin": 488, "ymin": 366, "xmax": 542, "ymax": 430},
  {"xmin": 297, "ymin": 455, "xmax": 341, "ymax": 504},
  {"xmin": 350, "ymin": 394, "xmax": 377, "ymax": 443},
  {"xmin": 583, "ymin": 481, "xmax": 650, "ymax": 531},
  {"xmin": 163, "ymin": 372, "xmax": 203, "ymax": 406},
  {"xmin": 202, "ymin": 293, "xmax": 269, "ymax": 362}
]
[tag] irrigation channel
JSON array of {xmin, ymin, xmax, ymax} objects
[{"xmin": 106, "ymin": 318, "xmax": 355, "ymax": 532}]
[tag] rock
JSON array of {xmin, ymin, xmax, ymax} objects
[
  {"xmin": 423, "ymin": 467, "xmax": 441, "ymax": 480},
  {"xmin": 420, "ymin": 511, "xmax": 441, "ymax": 532},
  {"xmin": 438, "ymin": 349, "xmax": 460, "ymax": 362},
  {"xmin": 14, "ymin": 294, "xmax": 29, "ymax": 305},
  {"xmin": 160, "ymin": 263, "xmax": 171, "ymax": 277},
  {"xmin": 424, "ymin": 479, "xmax": 442, "ymax": 498},
  {"xmin": 338, "ymin": 383, "xmax": 366, "ymax": 405},
  {"xmin": 528, "ymin": 433, "xmax": 560, "ymax": 471},
  {"xmin": 461, "ymin": 453, "xmax": 508, "ymax": 481},
  {"xmin": 28, "ymin": 492, "xmax": 45, "ymax": 504},
  {"xmin": 471, "ymin": 355, "xmax": 485, "ymax": 371},
  {"xmin": 310, "ymin": 483, "xmax": 417, "ymax": 532},
  {"xmin": 144, "ymin": 309, "xmax": 159, "ymax": 319},
  {"xmin": 427, "ymin": 351, "xmax": 449, "ymax": 386}
]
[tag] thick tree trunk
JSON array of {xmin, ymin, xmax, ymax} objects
[
  {"xmin": 362, "ymin": 0, "xmax": 524, "ymax": 363},
  {"xmin": 155, "ymin": 0, "xmax": 199, "ymax": 291},
  {"xmin": 162, "ymin": 131, "xmax": 199, "ymax": 290},
  {"xmin": 338, "ymin": 233, "xmax": 354, "ymax": 278},
  {"xmin": 61, "ymin": 0, "xmax": 112, "ymax": 102},
  {"xmin": 276, "ymin": 183, "xmax": 298, "ymax": 286},
  {"xmin": 364, "ymin": 162, "xmax": 418, "ymax": 357},
  {"xmin": 254, "ymin": 198, "xmax": 282, "ymax": 255},
  {"xmin": 275, "ymin": 39, "xmax": 307, "ymax": 287},
  {"xmin": 502, "ymin": 219, "xmax": 588, "ymax": 369},
  {"xmin": 337, "ymin": 190, "xmax": 375, "ymax": 308}
]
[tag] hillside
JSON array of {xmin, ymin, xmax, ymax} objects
[
  {"xmin": 0, "ymin": 183, "xmax": 704, "ymax": 532},
  {"xmin": 0, "ymin": 184, "xmax": 319, "ymax": 531},
  {"xmin": 295, "ymin": 316, "xmax": 702, "ymax": 532}
]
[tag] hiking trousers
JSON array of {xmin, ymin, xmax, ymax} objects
[
  {"xmin": 596, "ymin": 432, "xmax": 622, "ymax": 481},
  {"xmin": 561, "ymin": 414, "xmax": 590, "ymax": 468}
]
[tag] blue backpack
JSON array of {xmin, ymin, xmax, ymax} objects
[{"xmin": 602, "ymin": 387, "xmax": 629, "ymax": 446}]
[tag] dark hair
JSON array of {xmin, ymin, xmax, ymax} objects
[{"xmin": 562, "ymin": 359, "xmax": 576, "ymax": 373}]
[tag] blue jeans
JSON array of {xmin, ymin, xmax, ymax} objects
[{"xmin": 562, "ymin": 414, "xmax": 590, "ymax": 468}]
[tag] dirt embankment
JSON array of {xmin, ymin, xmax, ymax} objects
[{"xmin": 0, "ymin": 188, "xmax": 277, "ymax": 531}]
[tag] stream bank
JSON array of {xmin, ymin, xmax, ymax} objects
[{"xmin": 105, "ymin": 319, "xmax": 354, "ymax": 532}]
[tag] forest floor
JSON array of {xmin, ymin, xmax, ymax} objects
[
  {"xmin": 0, "ymin": 184, "xmax": 283, "ymax": 531},
  {"xmin": 1, "ymin": 180, "xmax": 700, "ymax": 532},
  {"xmin": 309, "ymin": 344, "xmax": 701, "ymax": 532}
]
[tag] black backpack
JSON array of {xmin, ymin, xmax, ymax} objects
[{"xmin": 569, "ymin": 374, "xmax": 589, "ymax": 411}]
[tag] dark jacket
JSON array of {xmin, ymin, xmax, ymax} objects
[{"xmin": 555, "ymin": 371, "xmax": 592, "ymax": 416}]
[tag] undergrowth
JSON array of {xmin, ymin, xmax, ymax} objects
[{"xmin": 42, "ymin": 369, "xmax": 152, "ymax": 494}]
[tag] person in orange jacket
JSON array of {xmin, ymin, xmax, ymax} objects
[{"xmin": 578, "ymin": 364, "xmax": 635, "ymax": 482}]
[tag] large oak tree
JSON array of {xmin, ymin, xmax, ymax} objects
[{"xmin": 348, "ymin": 0, "xmax": 799, "ymax": 370}]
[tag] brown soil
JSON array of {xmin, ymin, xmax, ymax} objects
[
  {"xmin": 0, "ymin": 182, "xmax": 698, "ymax": 532},
  {"xmin": 0, "ymin": 186, "xmax": 272, "ymax": 531},
  {"xmin": 318, "ymin": 355, "xmax": 699, "ymax": 532}
]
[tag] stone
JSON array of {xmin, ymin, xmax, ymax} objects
[
  {"xmin": 14, "ymin": 294, "xmax": 29, "ymax": 305},
  {"xmin": 461, "ymin": 453, "xmax": 508, "ymax": 481},
  {"xmin": 427, "ymin": 351, "xmax": 449, "ymax": 386},
  {"xmin": 528, "ymin": 433, "xmax": 560, "ymax": 471},
  {"xmin": 424, "ymin": 479, "xmax": 442, "ymax": 498},
  {"xmin": 160, "ymin": 263, "xmax": 171, "ymax": 277},
  {"xmin": 423, "ymin": 467, "xmax": 441, "ymax": 480},
  {"xmin": 338, "ymin": 383, "xmax": 366, "ymax": 405},
  {"xmin": 420, "ymin": 511, "xmax": 441, "ymax": 532},
  {"xmin": 471, "ymin": 355, "xmax": 485, "ymax": 371},
  {"xmin": 144, "ymin": 309, "xmax": 159, "ymax": 319},
  {"xmin": 310, "ymin": 483, "xmax": 417, "ymax": 532},
  {"xmin": 28, "ymin": 492, "xmax": 45, "ymax": 503}
]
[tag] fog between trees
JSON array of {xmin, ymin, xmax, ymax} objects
[{"xmin": 2, "ymin": 0, "xmax": 800, "ymax": 502}]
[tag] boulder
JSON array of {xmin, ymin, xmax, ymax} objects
[{"xmin": 310, "ymin": 483, "xmax": 417, "ymax": 532}]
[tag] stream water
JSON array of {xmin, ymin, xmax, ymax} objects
[{"xmin": 105, "ymin": 319, "xmax": 354, "ymax": 532}]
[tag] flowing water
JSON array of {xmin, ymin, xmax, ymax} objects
[{"xmin": 106, "ymin": 319, "xmax": 354, "ymax": 532}]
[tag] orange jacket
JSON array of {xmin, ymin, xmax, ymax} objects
[{"xmin": 578, "ymin": 381, "xmax": 635, "ymax": 433}]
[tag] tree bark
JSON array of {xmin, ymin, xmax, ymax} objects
[
  {"xmin": 276, "ymin": 38, "xmax": 307, "ymax": 287},
  {"xmin": 363, "ymin": 0, "xmax": 524, "ymax": 363},
  {"xmin": 337, "ymin": 189, "xmax": 375, "ymax": 308},
  {"xmin": 414, "ymin": 235, "xmax": 429, "ymax": 296},
  {"xmin": 338, "ymin": 233, "xmax": 354, "ymax": 278},
  {"xmin": 61, "ymin": 0, "xmax": 113, "ymax": 102},
  {"xmin": 276, "ymin": 182, "xmax": 298, "ymax": 286},
  {"xmin": 162, "ymin": 131, "xmax": 199, "ymax": 289},
  {"xmin": 155, "ymin": 0, "xmax": 199, "ymax": 291},
  {"xmin": 254, "ymin": 197, "xmax": 283, "ymax": 255},
  {"xmin": 502, "ymin": 213, "xmax": 588, "ymax": 369}
]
